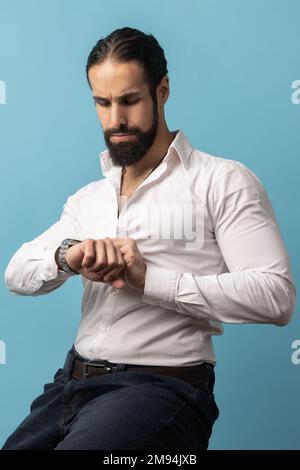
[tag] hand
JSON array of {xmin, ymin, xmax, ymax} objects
[
  {"xmin": 107, "ymin": 238, "xmax": 147, "ymax": 291},
  {"xmin": 65, "ymin": 238, "xmax": 126, "ymax": 289}
]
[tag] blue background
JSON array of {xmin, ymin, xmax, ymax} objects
[{"xmin": 0, "ymin": 0, "xmax": 299, "ymax": 449}]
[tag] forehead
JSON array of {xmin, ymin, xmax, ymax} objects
[{"xmin": 88, "ymin": 60, "xmax": 149, "ymax": 98}]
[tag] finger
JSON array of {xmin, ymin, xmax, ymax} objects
[
  {"xmin": 109, "ymin": 269, "xmax": 126, "ymax": 288},
  {"xmin": 86, "ymin": 239, "xmax": 106, "ymax": 272},
  {"xmin": 102, "ymin": 244, "xmax": 125, "ymax": 281},
  {"xmin": 115, "ymin": 243, "xmax": 125, "ymax": 268},
  {"xmin": 110, "ymin": 278, "xmax": 126, "ymax": 289},
  {"xmin": 109, "ymin": 238, "xmax": 129, "ymax": 249},
  {"xmin": 82, "ymin": 239, "xmax": 96, "ymax": 268},
  {"xmin": 99, "ymin": 239, "xmax": 124, "ymax": 280},
  {"xmin": 93, "ymin": 238, "xmax": 117, "ymax": 276}
]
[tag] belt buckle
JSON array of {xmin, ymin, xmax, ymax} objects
[{"xmin": 82, "ymin": 361, "xmax": 112, "ymax": 378}]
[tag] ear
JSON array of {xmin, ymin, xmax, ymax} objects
[{"xmin": 157, "ymin": 75, "xmax": 170, "ymax": 107}]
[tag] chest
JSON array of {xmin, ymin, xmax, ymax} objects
[
  {"xmin": 119, "ymin": 172, "xmax": 147, "ymax": 199},
  {"xmin": 73, "ymin": 174, "xmax": 223, "ymax": 276},
  {"xmin": 118, "ymin": 175, "xmax": 147, "ymax": 216}
]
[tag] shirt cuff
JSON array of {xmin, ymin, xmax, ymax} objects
[
  {"xmin": 40, "ymin": 246, "xmax": 77, "ymax": 282},
  {"xmin": 175, "ymin": 272, "xmax": 208, "ymax": 306},
  {"xmin": 142, "ymin": 265, "xmax": 179, "ymax": 307}
]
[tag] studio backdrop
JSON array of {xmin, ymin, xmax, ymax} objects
[{"xmin": 0, "ymin": 0, "xmax": 299, "ymax": 449}]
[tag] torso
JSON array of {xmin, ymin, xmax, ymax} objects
[
  {"xmin": 117, "ymin": 175, "xmax": 142, "ymax": 218},
  {"xmin": 120, "ymin": 185, "xmax": 136, "ymax": 200},
  {"xmin": 120, "ymin": 172, "xmax": 146, "ymax": 198},
  {"xmin": 118, "ymin": 162, "xmax": 163, "ymax": 216}
]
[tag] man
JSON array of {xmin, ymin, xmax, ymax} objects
[{"xmin": 3, "ymin": 27, "xmax": 296, "ymax": 450}]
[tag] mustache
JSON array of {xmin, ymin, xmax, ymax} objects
[{"xmin": 105, "ymin": 128, "xmax": 140, "ymax": 137}]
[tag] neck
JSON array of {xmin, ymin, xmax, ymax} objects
[{"xmin": 122, "ymin": 127, "xmax": 176, "ymax": 181}]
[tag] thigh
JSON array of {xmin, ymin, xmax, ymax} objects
[
  {"xmin": 2, "ymin": 368, "xmax": 67, "ymax": 450},
  {"xmin": 140, "ymin": 386, "xmax": 219, "ymax": 451},
  {"xmin": 54, "ymin": 373, "xmax": 216, "ymax": 450}
]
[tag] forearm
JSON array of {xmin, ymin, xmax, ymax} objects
[
  {"xmin": 5, "ymin": 194, "xmax": 81, "ymax": 296},
  {"xmin": 142, "ymin": 266, "xmax": 296, "ymax": 326},
  {"xmin": 5, "ymin": 242, "xmax": 74, "ymax": 296}
]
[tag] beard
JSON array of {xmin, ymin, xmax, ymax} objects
[{"xmin": 103, "ymin": 95, "xmax": 159, "ymax": 168}]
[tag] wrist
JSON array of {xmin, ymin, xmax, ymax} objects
[
  {"xmin": 139, "ymin": 266, "xmax": 147, "ymax": 292},
  {"xmin": 55, "ymin": 247, "xmax": 64, "ymax": 271},
  {"xmin": 56, "ymin": 239, "xmax": 81, "ymax": 275}
]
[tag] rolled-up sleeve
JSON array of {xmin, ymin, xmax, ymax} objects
[
  {"xmin": 143, "ymin": 160, "xmax": 296, "ymax": 326},
  {"xmin": 4, "ymin": 194, "xmax": 81, "ymax": 296}
]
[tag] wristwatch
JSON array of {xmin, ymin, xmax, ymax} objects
[{"xmin": 57, "ymin": 238, "xmax": 82, "ymax": 275}]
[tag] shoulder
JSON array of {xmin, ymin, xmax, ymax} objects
[
  {"xmin": 64, "ymin": 178, "xmax": 107, "ymax": 207},
  {"xmin": 189, "ymin": 147, "xmax": 264, "ymax": 193}
]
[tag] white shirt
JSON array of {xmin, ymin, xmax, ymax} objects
[{"xmin": 4, "ymin": 129, "xmax": 296, "ymax": 366}]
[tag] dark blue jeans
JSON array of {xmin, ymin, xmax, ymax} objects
[{"xmin": 2, "ymin": 359, "xmax": 219, "ymax": 450}]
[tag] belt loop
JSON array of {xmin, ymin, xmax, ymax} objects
[
  {"xmin": 204, "ymin": 363, "xmax": 215, "ymax": 394},
  {"xmin": 109, "ymin": 363, "xmax": 127, "ymax": 373},
  {"xmin": 63, "ymin": 348, "xmax": 75, "ymax": 380}
]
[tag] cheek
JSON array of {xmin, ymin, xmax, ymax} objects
[
  {"xmin": 132, "ymin": 104, "xmax": 153, "ymax": 129},
  {"xmin": 96, "ymin": 107, "xmax": 107, "ymax": 125}
]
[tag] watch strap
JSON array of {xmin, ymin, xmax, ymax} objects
[{"xmin": 57, "ymin": 239, "xmax": 81, "ymax": 275}]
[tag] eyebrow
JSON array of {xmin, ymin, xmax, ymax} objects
[{"xmin": 93, "ymin": 91, "xmax": 141, "ymax": 102}]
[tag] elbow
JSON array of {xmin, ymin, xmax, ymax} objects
[
  {"xmin": 4, "ymin": 265, "xmax": 22, "ymax": 294},
  {"xmin": 274, "ymin": 311, "xmax": 293, "ymax": 327},
  {"xmin": 273, "ymin": 284, "xmax": 296, "ymax": 327},
  {"xmin": 4, "ymin": 264, "xmax": 15, "ymax": 293},
  {"xmin": 274, "ymin": 302, "xmax": 295, "ymax": 326},
  {"xmin": 4, "ymin": 264, "xmax": 40, "ymax": 296},
  {"xmin": 259, "ymin": 272, "xmax": 297, "ymax": 327}
]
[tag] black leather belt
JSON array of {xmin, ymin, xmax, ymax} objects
[{"xmin": 63, "ymin": 347, "xmax": 215, "ymax": 392}]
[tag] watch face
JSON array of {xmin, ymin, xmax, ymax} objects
[
  {"xmin": 61, "ymin": 239, "xmax": 74, "ymax": 250},
  {"xmin": 63, "ymin": 239, "xmax": 81, "ymax": 246}
]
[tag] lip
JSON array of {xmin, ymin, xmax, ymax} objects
[{"xmin": 111, "ymin": 133, "xmax": 135, "ymax": 141}]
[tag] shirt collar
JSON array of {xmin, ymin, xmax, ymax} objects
[{"xmin": 99, "ymin": 128, "xmax": 194, "ymax": 177}]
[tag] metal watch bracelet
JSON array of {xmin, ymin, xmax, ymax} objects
[{"xmin": 57, "ymin": 238, "xmax": 82, "ymax": 275}]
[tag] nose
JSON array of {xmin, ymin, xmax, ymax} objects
[{"xmin": 109, "ymin": 103, "xmax": 127, "ymax": 130}]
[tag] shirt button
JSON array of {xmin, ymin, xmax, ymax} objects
[
  {"xmin": 111, "ymin": 288, "xmax": 117, "ymax": 295},
  {"xmin": 100, "ymin": 327, "xmax": 107, "ymax": 333}
]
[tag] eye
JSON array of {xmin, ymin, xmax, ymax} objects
[
  {"xmin": 123, "ymin": 98, "xmax": 140, "ymax": 106},
  {"xmin": 94, "ymin": 99, "xmax": 110, "ymax": 107}
]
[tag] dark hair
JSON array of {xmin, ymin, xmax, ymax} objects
[{"xmin": 86, "ymin": 27, "xmax": 168, "ymax": 100}]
